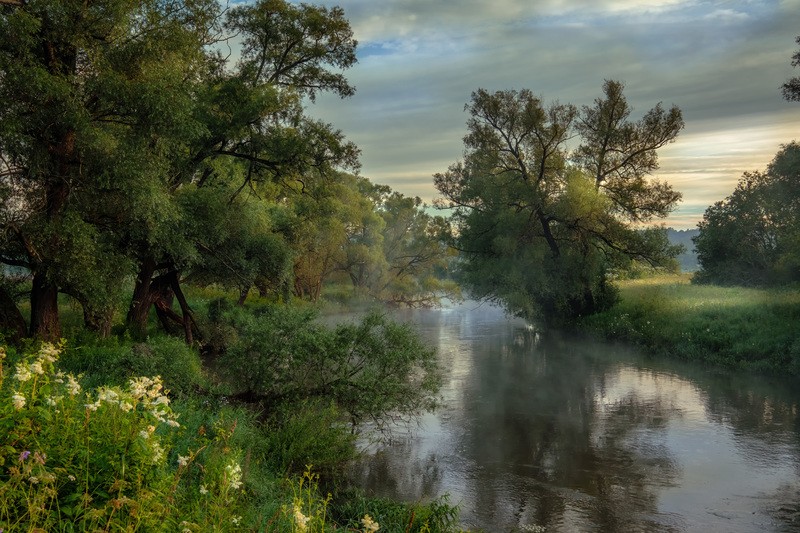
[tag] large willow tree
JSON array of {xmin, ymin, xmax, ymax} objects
[
  {"xmin": 0, "ymin": 0, "xmax": 359, "ymax": 341},
  {"xmin": 435, "ymin": 81, "xmax": 683, "ymax": 324}
]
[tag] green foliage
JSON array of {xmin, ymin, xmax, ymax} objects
[
  {"xmin": 693, "ymin": 142, "xmax": 800, "ymax": 286},
  {"xmin": 0, "ymin": 342, "xmax": 250, "ymax": 532},
  {"xmin": 215, "ymin": 305, "xmax": 442, "ymax": 430},
  {"xmin": 261, "ymin": 399, "xmax": 357, "ymax": 475},
  {"xmin": 435, "ymin": 82, "xmax": 682, "ymax": 325},
  {"xmin": 580, "ymin": 274, "xmax": 800, "ymax": 374},
  {"xmin": 330, "ymin": 490, "xmax": 462, "ymax": 533},
  {"xmin": 59, "ymin": 334, "xmax": 207, "ymax": 398}
]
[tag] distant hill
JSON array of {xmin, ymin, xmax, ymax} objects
[{"xmin": 666, "ymin": 228, "xmax": 700, "ymax": 272}]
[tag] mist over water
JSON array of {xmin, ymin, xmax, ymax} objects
[{"xmin": 345, "ymin": 302, "xmax": 800, "ymax": 532}]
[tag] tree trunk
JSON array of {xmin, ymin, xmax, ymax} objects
[
  {"xmin": 126, "ymin": 258, "xmax": 157, "ymax": 337},
  {"xmin": 83, "ymin": 305, "xmax": 114, "ymax": 338},
  {"xmin": 29, "ymin": 271, "xmax": 61, "ymax": 341},
  {"xmin": 237, "ymin": 286, "xmax": 249, "ymax": 306},
  {"xmin": 0, "ymin": 284, "xmax": 27, "ymax": 343}
]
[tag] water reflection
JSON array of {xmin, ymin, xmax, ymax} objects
[{"xmin": 346, "ymin": 303, "xmax": 800, "ymax": 532}]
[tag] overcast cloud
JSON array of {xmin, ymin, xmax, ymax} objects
[{"xmin": 304, "ymin": 0, "xmax": 800, "ymax": 228}]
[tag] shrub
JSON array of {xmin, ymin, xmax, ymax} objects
[{"xmin": 217, "ymin": 305, "xmax": 442, "ymax": 431}]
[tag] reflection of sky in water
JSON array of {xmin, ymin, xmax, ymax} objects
[{"xmin": 348, "ymin": 303, "xmax": 800, "ymax": 532}]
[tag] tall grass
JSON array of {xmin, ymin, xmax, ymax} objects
[{"xmin": 580, "ymin": 274, "xmax": 800, "ymax": 374}]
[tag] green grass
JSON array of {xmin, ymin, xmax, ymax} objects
[{"xmin": 579, "ymin": 274, "xmax": 800, "ymax": 374}]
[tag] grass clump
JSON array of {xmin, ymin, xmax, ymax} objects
[{"xmin": 579, "ymin": 274, "xmax": 800, "ymax": 373}]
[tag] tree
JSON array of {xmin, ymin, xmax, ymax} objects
[
  {"xmin": 372, "ymin": 189, "xmax": 460, "ymax": 307},
  {"xmin": 693, "ymin": 143, "xmax": 800, "ymax": 285},
  {"xmin": 435, "ymin": 82, "xmax": 682, "ymax": 324},
  {"xmin": 783, "ymin": 36, "xmax": 800, "ymax": 102},
  {"xmin": 0, "ymin": 0, "xmax": 220, "ymax": 340},
  {"xmin": 0, "ymin": 0, "xmax": 360, "ymax": 342}
]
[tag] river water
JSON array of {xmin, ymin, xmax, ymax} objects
[{"xmin": 345, "ymin": 302, "xmax": 800, "ymax": 532}]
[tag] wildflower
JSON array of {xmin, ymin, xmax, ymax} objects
[
  {"xmin": 151, "ymin": 441, "xmax": 164, "ymax": 464},
  {"xmin": 68, "ymin": 474, "xmax": 76, "ymax": 482},
  {"xmin": 97, "ymin": 388, "xmax": 119, "ymax": 403},
  {"xmin": 361, "ymin": 514, "xmax": 380, "ymax": 532},
  {"xmin": 66, "ymin": 375, "xmax": 81, "ymax": 395},
  {"xmin": 231, "ymin": 516, "xmax": 241, "ymax": 526},
  {"xmin": 38, "ymin": 342, "xmax": 60, "ymax": 363},
  {"xmin": 177, "ymin": 455, "xmax": 190, "ymax": 467},
  {"xmin": 29, "ymin": 360, "xmax": 44, "ymax": 375},
  {"xmin": 199, "ymin": 484, "xmax": 209, "ymax": 495},
  {"xmin": 19, "ymin": 450, "xmax": 31, "ymax": 462},
  {"xmin": 28, "ymin": 476, "xmax": 40, "ymax": 484},
  {"xmin": 293, "ymin": 504, "xmax": 310, "ymax": 532},
  {"xmin": 11, "ymin": 391, "xmax": 25, "ymax": 410},
  {"xmin": 166, "ymin": 418, "xmax": 180, "ymax": 428},
  {"xmin": 119, "ymin": 401, "xmax": 133, "ymax": 412},
  {"xmin": 225, "ymin": 461, "xmax": 243, "ymax": 490},
  {"xmin": 84, "ymin": 400, "xmax": 100, "ymax": 412},
  {"xmin": 14, "ymin": 363, "xmax": 32, "ymax": 382},
  {"xmin": 153, "ymin": 395, "xmax": 169, "ymax": 406},
  {"xmin": 139, "ymin": 429, "xmax": 150, "ymax": 440}
]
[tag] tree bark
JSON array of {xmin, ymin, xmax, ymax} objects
[
  {"xmin": 126, "ymin": 258, "xmax": 157, "ymax": 337},
  {"xmin": 29, "ymin": 271, "xmax": 61, "ymax": 341}
]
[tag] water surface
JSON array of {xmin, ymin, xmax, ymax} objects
[{"xmin": 346, "ymin": 302, "xmax": 800, "ymax": 532}]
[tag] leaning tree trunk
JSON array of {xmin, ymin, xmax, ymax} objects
[
  {"xmin": 29, "ymin": 271, "xmax": 61, "ymax": 341},
  {"xmin": 126, "ymin": 258, "xmax": 157, "ymax": 338}
]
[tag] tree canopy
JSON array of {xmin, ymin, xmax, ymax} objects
[
  {"xmin": 435, "ymin": 81, "xmax": 683, "ymax": 324},
  {"xmin": 0, "ymin": 0, "xmax": 360, "ymax": 341},
  {"xmin": 693, "ymin": 143, "xmax": 800, "ymax": 286}
]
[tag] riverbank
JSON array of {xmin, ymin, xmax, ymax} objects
[
  {"xmin": 578, "ymin": 274, "xmax": 800, "ymax": 374},
  {"xmin": 0, "ymin": 300, "xmax": 463, "ymax": 532}
]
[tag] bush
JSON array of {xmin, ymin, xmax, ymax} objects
[
  {"xmin": 216, "ymin": 305, "xmax": 442, "ymax": 431},
  {"xmin": 59, "ymin": 334, "xmax": 207, "ymax": 397}
]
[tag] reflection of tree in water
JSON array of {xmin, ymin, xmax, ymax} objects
[
  {"xmin": 452, "ymin": 330, "xmax": 682, "ymax": 531},
  {"xmin": 348, "ymin": 307, "xmax": 800, "ymax": 532}
]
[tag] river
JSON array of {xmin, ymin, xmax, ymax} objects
[{"xmin": 344, "ymin": 302, "xmax": 800, "ymax": 532}]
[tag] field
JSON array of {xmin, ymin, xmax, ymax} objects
[{"xmin": 579, "ymin": 274, "xmax": 800, "ymax": 374}]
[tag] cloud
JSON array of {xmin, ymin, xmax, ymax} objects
[{"xmin": 303, "ymin": 0, "xmax": 800, "ymax": 229}]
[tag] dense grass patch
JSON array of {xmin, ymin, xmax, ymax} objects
[{"xmin": 579, "ymin": 274, "xmax": 800, "ymax": 374}]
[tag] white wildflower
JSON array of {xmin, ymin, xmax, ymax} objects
[
  {"xmin": 139, "ymin": 429, "xmax": 150, "ymax": 440},
  {"xmin": 119, "ymin": 401, "xmax": 133, "ymax": 412},
  {"xmin": 361, "ymin": 514, "xmax": 380, "ymax": 532},
  {"xmin": 177, "ymin": 455, "xmax": 190, "ymax": 467},
  {"xmin": 151, "ymin": 441, "xmax": 164, "ymax": 464},
  {"xmin": 166, "ymin": 418, "xmax": 180, "ymax": 428},
  {"xmin": 68, "ymin": 474, "xmax": 76, "ymax": 482},
  {"xmin": 225, "ymin": 461, "xmax": 243, "ymax": 490},
  {"xmin": 14, "ymin": 363, "xmax": 32, "ymax": 382},
  {"xmin": 293, "ymin": 504, "xmax": 309, "ymax": 532},
  {"xmin": 199, "ymin": 484, "xmax": 209, "ymax": 495},
  {"xmin": 97, "ymin": 388, "xmax": 119, "ymax": 403},
  {"xmin": 66, "ymin": 375, "xmax": 81, "ymax": 395},
  {"xmin": 153, "ymin": 395, "xmax": 169, "ymax": 406},
  {"xmin": 11, "ymin": 392, "xmax": 26, "ymax": 410},
  {"xmin": 84, "ymin": 400, "xmax": 101, "ymax": 412},
  {"xmin": 231, "ymin": 516, "xmax": 241, "ymax": 526},
  {"xmin": 46, "ymin": 396, "xmax": 57, "ymax": 407},
  {"xmin": 38, "ymin": 342, "xmax": 60, "ymax": 363},
  {"xmin": 29, "ymin": 360, "xmax": 44, "ymax": 375}
]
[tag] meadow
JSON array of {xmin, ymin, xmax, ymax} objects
[{"xmin": 579, "ymin": 274, "xmax": 800, "ymax": 374}]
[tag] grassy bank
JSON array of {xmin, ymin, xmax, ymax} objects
[
  {"xmin": 579, "ymin": 274, "xmax": 800, "ymax": 374},
  {"xmin": 0, "ymin": 296, "xmax": 464, "ymax": 532}
]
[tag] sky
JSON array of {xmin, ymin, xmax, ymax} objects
[{"xmin": 302, "ymin": 0, "xmax": 800, "ymax": 229}]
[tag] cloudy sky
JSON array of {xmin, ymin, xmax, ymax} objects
[{"xmin": 304, "ymin": 0, "xmax": 800, "ymax": 229}]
